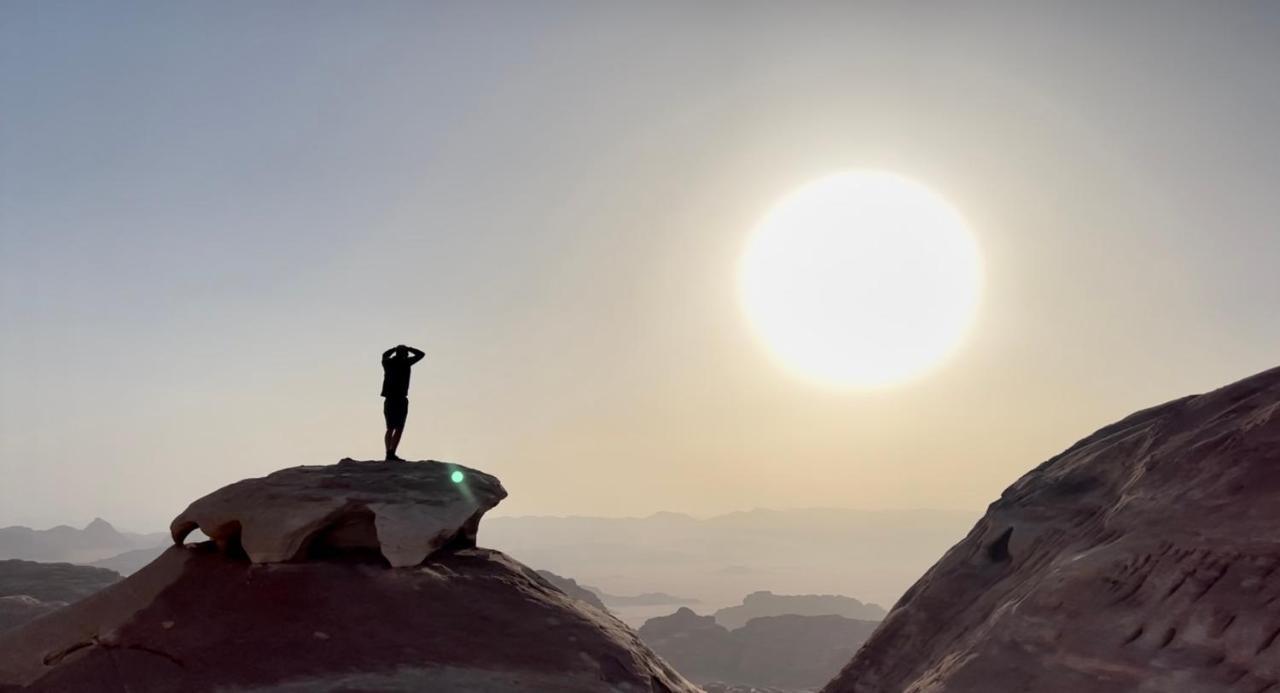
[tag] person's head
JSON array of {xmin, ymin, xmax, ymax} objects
[{"xmin": 394, "ymin": 345, "xmax": 408, "ymax": 359}]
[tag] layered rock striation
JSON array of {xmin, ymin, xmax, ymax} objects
[
  {"xmin": 824, "ymin": 366, "xmax": 1280, "ymax": 693},
  {"xmin": 0, "ymin": 458, "xmax": 696, "ymax": 692}
]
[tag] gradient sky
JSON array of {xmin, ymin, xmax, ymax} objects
[{"xmin": 2, "ymin": 2, "xmax": 1278, "ymax": 531}]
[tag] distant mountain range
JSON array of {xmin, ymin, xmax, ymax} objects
[
  {"xmin": 0, "ymin": 559, "xmax": 122, "ymax": 634},
  {"xmin": 639, "ymin": 606, "xmax": 880, "ymax": 689},
  {"xmin": 0, "ymin": 519, "xmax": 167, "ymax": 565},
  {"xmin": 485, "ymin": 506, "xmax": 976, "ymax": 625},
  {"xmin": 713, "ymin": 590, "xmax": 884, "ymax": 630}
]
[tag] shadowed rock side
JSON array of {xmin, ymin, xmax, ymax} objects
[
  {"xmin": 823, "ymin": 365, "xmax": 1280, "ymax": 693},
  {"xmin": 0, "ymin": 459, "xmax": 696, "ymax": 692},
  {"xmin": 170, "ymin": 459, "xmax": 507, "ymax": 567}
]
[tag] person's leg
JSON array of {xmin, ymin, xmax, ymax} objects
[
  {"xmin": 386, "ymin": 398, "xmax": 408, "ymax": 461},
  {"xmin": 384, "ymin": 428, "xmax": 396, "ymax": 458},
  {"xmin": 389, "ymin": 428, "xmax": 404, "ymax": 459}
]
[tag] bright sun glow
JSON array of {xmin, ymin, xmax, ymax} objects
[{"xmin": 740, "ymin": 171, "xmax": 982, "ymax": 388}]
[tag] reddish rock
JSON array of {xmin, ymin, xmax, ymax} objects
[
  {"xmin": 0, "ymin": 460, "xmax": 695, "ymax": 692},
  {"xmin": 824, "ymin": 366, "xmax": 1280, "ymax": 693},
  {"xmin": 170, "ymin": 459, "xmax": 507, "ymax": 567}
]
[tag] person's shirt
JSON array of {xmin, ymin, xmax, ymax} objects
[{"xmin": 381, "ymin": 359, "xmax": 412, "ymax": 398}]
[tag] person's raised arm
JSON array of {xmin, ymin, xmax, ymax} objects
[
  {"xmin": 382, "ymin": 346, "xmax": 397, "ymax": 364},
  {"xmin": 405, "ymin": 346, "xmax": 425, "ymax": 365}
]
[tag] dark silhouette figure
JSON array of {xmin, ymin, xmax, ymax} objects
[{"xmin": 381, "ymin": 344, "xmax": 424, "ymax": 461}]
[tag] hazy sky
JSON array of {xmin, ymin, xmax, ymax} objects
[{"xmin": 2, "ymin": 2, "xmax": 1278, "ymax": 531}]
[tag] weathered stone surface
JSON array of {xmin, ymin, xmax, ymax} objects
[
  {"xmin": 0, "ymin": 545, "xmax": 698, "ymax": 692},
  {"xmin": 824, "ymin": 365, "xmax": 1280, "ymax": 693},
  {"xmin": 170, "ymin": 459, "xmax": 506, "ymax": 567}
]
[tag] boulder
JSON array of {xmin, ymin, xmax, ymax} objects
[
  {"xmin": 823, "ymin": 365, "xmax": 1280, "ymax": 693},
  {"xmin": 1, "ymin": 458, "xmax": 696, "ymax": 692},
  {"xmin": 170, "ymin": 458, "xmax": 506, "ymax": 567}
]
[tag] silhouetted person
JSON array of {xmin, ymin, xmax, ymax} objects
[{"xmin": 381, "ymin": 344, "xmax": 424, "ymax": 461}]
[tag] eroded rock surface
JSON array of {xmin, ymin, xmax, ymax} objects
[
  {"xmin": 0, "ymin": 545, "xmax": 698, "ymax": 692},
  {"xmin": 170, "ymin": 458, "xmax": 506, "ymax": 567},
  {"xmin": 824, "ymin": 365, "xmax": 1280, "ymax": 693},
  {"xmin": 2, "ymin": 459, "xmax": 695, "ymax": 692}
]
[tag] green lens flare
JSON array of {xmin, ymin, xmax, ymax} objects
[{"xmin": 450, "ymin": 470, "xmax": 464, "ymax": 484}]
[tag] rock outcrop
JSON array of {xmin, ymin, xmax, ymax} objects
[
  {"xmin": 0, "ymin": 459, "xmax": 697, "ymax": 692},
  {"xmin": 824, "ymin": 365, "xmax": 1280, "ymax": 693},
  {"xmin": 170, "ymin": 458, "xmax": 506, "ymax": 567},
  {"xmin": 714, "ymin": 591, "xmax": 885, "ymax": 630},
  {"xmin": 640, "ymin": 607, "xmax": 878, "ymax": 689}
]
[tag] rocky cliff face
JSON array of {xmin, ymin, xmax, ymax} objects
[
  {"xmin": 0, "ymin": 459, "xmax": 697, "ymax": 693},
  {"xmin": 824, "ymin": 366, "xmax": 1280, "ymax": 693}
]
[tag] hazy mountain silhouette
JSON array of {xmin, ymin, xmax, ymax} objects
[
  {"xmin": 0, "ymin": 560, "xmax": 121, "ymax": 634},
  {"xmin": 714, "ymin": 591, "xmax": 885, "ymax": 630},
  {"xmin": 485, "ymin": 507, "xmax": 974, "ymax": 627},
  {"xmin": 640, "ymin": 606, "xmax": 878, "ymax": 689},
  {"xmin": 86, "ymin": 546, "xmax": 168, "ymax": 575},
  {"xmin": 0, "ymin": 519, "xmax": 167, "ymax": 564}
]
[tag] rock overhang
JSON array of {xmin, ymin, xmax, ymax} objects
[{"xmin": 170, "ymin": 459, "xmax": 507, "ymax": 567}]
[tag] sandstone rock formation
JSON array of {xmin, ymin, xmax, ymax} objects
[
  {"xmin": 714, "ymin": 591, "xmax": 885, "ymax": 630},
  {"xmin": 0, "ymin": 458, "xmax": 696, "ymax": 692},
  {"xmin": 640, "ymin": 606, "xmax": 877, "ymax": 689},
  {"xmin": 170, "ymin": 458, "xmax": 506, "ymax": 567},
  {"xmin": 824, "ymin": 365, "xmax": 1280, "ymax": 693}
]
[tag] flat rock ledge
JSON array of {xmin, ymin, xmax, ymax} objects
[{"xmin": 170, "ymin": 459, "xmax": 507, "ymax": 567}]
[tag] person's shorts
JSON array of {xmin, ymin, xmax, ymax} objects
[{"xmin": 383, "ymin": 397, "xmax": 408, "ymax": 429}]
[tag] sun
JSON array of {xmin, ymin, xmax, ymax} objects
[{"xmin": 739, "ymin": 171, "xmax": 982, "ymax": 388}]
